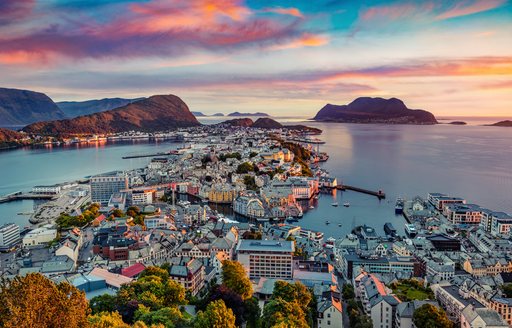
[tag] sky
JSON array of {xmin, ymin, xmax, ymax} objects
[{"xmin": 0, "ymin": 0, "xmax": 511, "ymax": 117}]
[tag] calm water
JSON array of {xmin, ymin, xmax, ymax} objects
[{"xmin": 1, "ymin": 117, "xmax": 512, "ymax": 238}]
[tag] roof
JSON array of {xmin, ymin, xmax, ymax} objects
[
  {"xmin": 463, "ymin": 305, "xmax": 508, "ymax": 326},
  {"xmin": 121, "ymin": 263, "xmax": 146, "ymax": 278},
  {"xmin": 89, "ymin": 268, "xmax": 133, "ymax": 288},
  {"xmin": 237, "ymin": 239, "xmax": 294, "ymax": 253}
]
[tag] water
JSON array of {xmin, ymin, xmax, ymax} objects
[{"xmin": 1, "ymin": 117, "xmax": 512, "ymax": 238}]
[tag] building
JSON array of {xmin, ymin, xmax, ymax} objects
[
  {"xmin": 0, "ymin": 223, "xmax": 20, "ymax": 251},
  {"xmin": 107, "ymin": 192, "xmax": 127, "ymax": 210},
  {"xmin": 169, "ymin": 257, "xmax": 205, "ymax": 296},
  {"xmin": 444, "ymin": 204, "xmax": 482, "ymax": 225},
  {"xmin": 431, "ymin": 283, "xmax": 484, "ymax": 324},
  {"xmin": 90, "ymin": 174, "xmax": 128, "ymax": 205},
  {"xmin": 342, "ymin": 252, "xmax": 418, "ymax": 279},
  {"xmin": 395, "ymin": 300, "xmax": 439, "ymax": 328},
  {"xmin": 461, "ymin": 305, "xmax": 508, "ymax": 328},
  {"xmin": 463, "ymin": 258, "xmax": 512, "ymax": 277},
  {"xmin": 131, "ymin": 189, "xmax": 154, "ymax": 205},
  {"xmin": 428, "ymin": 193, "xmax": 466, "ymax": 211},
  {"xmin": 22, "ymin": 227, "xmax": 57, "ymax": 247},
  {"xmin": 426, "ymin": 234, "xmax": 461, "ymax": 251},
  {"xmin": 236, "ymin": 239, "xmax": 294, "ymax": 280},
  {"xmin": 32, "ymin": 185, "xmax": 61, "ymax": 195},
  {"xmin": 317, "ymin": 286, "xmax": 343, "ymax": 328}
]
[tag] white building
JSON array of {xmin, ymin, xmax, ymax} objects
[
  {"xmin": 32, "ymin": 185, "xmax": 61, "ymax": 195},
  {"xmin": 236, "ymin": 239, "xmax": 294, "ymax": 280},
  {"xmin": 317, "ymin": 287, "xmax": 343, "ymax": 328},
  {"xmin": 23, "ymin": 227, "xmax": 57, "ymax": 247},
  {"xmin": 0, "ymin": 223, "xmax": 20, "ymax": 251},
  {"xmin": 131, "ymin": 190, "xmax": 154, "ymax": 205},
  {"xmin": 461, "ymin": 305, "xmax": 508, "ymax": 328}
]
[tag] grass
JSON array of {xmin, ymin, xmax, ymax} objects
[{"xmin": 391, "ymin": 279, "xmax": 434, "ymax": 301}]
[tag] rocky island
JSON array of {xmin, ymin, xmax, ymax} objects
[
  {"xmin": 228, "ymin": 111, "xmax": 270, "ymax": 117},
  {"xmin": 23, "ymin": 95, "xmax": 200, "ymax": 136},
  {"xmin": 313, "ymin": 97, "xmax": 437, "ymax": 124}
]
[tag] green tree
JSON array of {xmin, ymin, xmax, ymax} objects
[
  {"xmin": 413, "ymin": 304, "xmax": 454, "ymax": 328},
  {"xmin": 0, "ymin": 273, "xmax": 90, "ymax": 328},
  {"xmin": 112, "ymin": 209, "xmax": 124, "ymax": 217},
  {"xmin": 139, "ymin": 266, "xmax": 170, "ymax": 281},
  {"xmin": 222, "ymin": 260, "xmax": 253, "ymax": 300},
  {"xmin": 194, "ymin": 300, "xmax": 236, "ymax": 328},
  {"xmin": 502, "ymin": 283, "xmax": 512, "ymax": 298},
  {"xmin": 90, "ymin": 294, "xmax": 119, "ymax": 314},
  {"xmin": 342, "ymin": 284, "xmax": 355, "ymax": 300},
  {"xmin": 236, "ymin": 162, "xmax": 254, "ymax": 174},
  {"xmin": 88, "ymin": 311, "xmax": 130, "ymax": 328},
  {"xmin": 262, "ymin": 298, "xmax": 308, "ymax": 328},
  {"xmin": 271, "ymin": 281, "xmax": 312, "ymax": 313},
  {"xmin": 134, "ymin": 305, "xmax": 185, "ymax": 328}
]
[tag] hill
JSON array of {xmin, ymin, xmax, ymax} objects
[
  {"xmin": 228, "ymin": 112, "xmax": 269, "ymax": 117},
  {"xmin": 57, "ymin": 98, "xmax": 143, "ymax": 118},
  {"xmin": 313, "ymin": 97, "xmax": 437, "ymax": 124},
  {"xmin": 0, "ymin": 87, "xmax": 65, "ymax": 125},
  {"xmin": 191, "ymin": 111, "xmax": 207, "ymax": 117},
  {"xmin": 23, "ymin": 95, "xmax": 200, "ymax": 136},
  {"xmin": 219, "ymin": 118, "xmax": 254, "ymax": 127},
  {"xmin": 489, "ymin": 120, "xmax": 512, "ymax": 127},
  {"xmin": 252, "ymin": 117, "xmax": 283, "ymax": 129},
  {"xmin": 0, "ymin": 128, "xmax": 26, "ymax": 149}
]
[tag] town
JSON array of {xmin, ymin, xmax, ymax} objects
[{"xmin": 1, "ymin": 123, "xmax": 512, "ymax": 328}]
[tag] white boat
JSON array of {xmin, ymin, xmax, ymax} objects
[
  {"xmin": 309, "ymin": 206, "xmax": 315, "ymax": 209},
  {"xmin": 325, "ymin": 220, "xmax": 330, "ymax": 225},
  {"xmin": 331, "ymin": 202, "xmax": 339, "ymax": 207},
  {"xmin": 343, "ymin": 202, "xmax": 350, "ymax": 207}
]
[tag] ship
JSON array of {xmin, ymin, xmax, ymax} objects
[
  {"xmin": 384, "ymin": 222, "xmax": 397, "ymax": 240},
  {"xmin": 395, "ymin": 197, "xmax": 404, "ymax": 214},
  {"xmin": 343, "ymin": 202, "xmax": 350, "ymax": 207},
  {"xmin": 405, "ymin": 224, "xmax": 417, "ymax": 238},
  {"xmin": 331, "ymin": 202, "xmax": 339, "ymax": 207}
]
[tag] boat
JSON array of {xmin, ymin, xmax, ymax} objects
[
  {"xmin": 395, "ymin": 197, "xmax": 404, "ymax": 214},
  {"xmin": 325, "ymin": 220, "xmax": 330, "ymax": 225},
  {"xmin": 286, "ymin": 217, "xmax": 298, "ymax": 223},
  {"xmin": 384, "ymin": 222, "xmax": 397, "ymax": 237},
  {"xmin": 309, "ymin": 206, "xmax": 315, "ymax": 209},
  {"xmin": 405, "ymin": 224, "xmax": 417, "ymax": 238},
  {"xmin": 331, "ymin": 202, "xmax": 339, "ymax": 207},
  {"xmin": 338, "ymin": 223, "xmax": 342, "ymax": 227},
  {"xmin": 343, "ymin": 202, "xmax": 350, "ymax": 207}
]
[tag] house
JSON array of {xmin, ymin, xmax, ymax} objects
[
  {"xmin": 169, "ymin": 257, "xmax": 205, "ymax": 297},
  {"xmin": 395, "ymin": 300, "xmax": 439, "ymax": 328},
  {"xmin": 461, "ymin": 305, "xmax": 508, "ymax": 328},
  {"xmin": 121, "ymin": 263, "xmax": 146, "ymax": 278},
  {"xmin": 89, "ymin": 267, "xmax": 133, "ymax": 289},
  {"xmin": 317, "ymin": 286, "xmax": 343, "ymax": 328}
]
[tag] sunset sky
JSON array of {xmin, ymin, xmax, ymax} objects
[{"xmin": 1, "ymin": 0, "xmax": 511, "ymax": 116}]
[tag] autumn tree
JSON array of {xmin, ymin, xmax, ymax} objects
[
  {"xmin": 222, "ymin": 260, "xmax": 253, "ymax": 300},
  {"xmin": 413, "ymin": 304, "xmax": 454, "ymax": 328},
  {"xmin": 194, "ymin": 300, "xmax": 236, "ymax": 328},
  {"xmin": 0, "ymin": 273, "xmax": 90, "ymax": 328},
  {"xmin": 88, "ymin": 311, "xmax": 130, "ymax": 328}
]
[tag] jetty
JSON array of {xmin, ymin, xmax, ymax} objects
[
  {"xmin": 336, "ymin": 184, "xmax": 386, "ymax": 199},
  {"xmin": 0, "ymin": 191, "xmax": 56, "ymax": 204},
  {"xmin": 122, "ymin": 151, "xmax": 176, "ymax": 159}
]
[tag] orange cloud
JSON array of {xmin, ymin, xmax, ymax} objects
[
  {"xmin": 270, "ymin": 33, "xmax": 329, "ymax": 50},
  {"xmin": 263, "ymin": 7, "xmax": 304, "ymax": 18}
]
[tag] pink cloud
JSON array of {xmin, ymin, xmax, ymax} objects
[
  {"xmin": 263, "ymin": 7, "xmax": 304, "ymax": 18},
  {"xmin": 435, "ymin": 0, "xmax": 507, "ymax": 20}
]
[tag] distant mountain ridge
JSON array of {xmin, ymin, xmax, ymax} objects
[
  {"xmin": 228, "ymin": 112, "xmax": 269, "ymax": 117},
  {"xmin": 0, "ymin": 87, "xmax": 65, "ymax": 125},
  {"xmin": 57, "ymin": 98, "xmax": 144, "ymax": 118},
  {"xmin": 313, "ymin": 97, "xmax": 437, "ymax": 124},
  {"xmin": 23, "ymin": 95, "xmax": 200, "ymax": 136},
  {"xmin": 489, "ymin": 120, "xmax": 512, "ymax": 127},
  {"xmin": 191, "ymin": 111, "xmax": 206, "ymax": 117}
]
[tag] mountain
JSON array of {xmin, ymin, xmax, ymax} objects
[
  {"xmin": 212, "ymin": 113, "xmax": 225, "ymax": 117},
  {"xmin": 23, "ymin": 95, "xmax": 200, "ymax": 136},
  {"xmin": 57, "ymin": 98, "xmax": 143, "ymax": 118},
  {"xmin": 191, "ymin": 111, "xmax": 206, "ymax": 117},
  {"xmin": 313, "ymin": 97, "xmax": 437, "ymax": 124},
  {"xmin": 219, "ymin": 118, "xmax": 254, "ymax": 127},
  {"xmin": 489, "ymin": 120, "xmax": 512, "ymax": 127},
  {"xmin": 228, "ymin": 111, "xmax": 269, "ymax": 117},
  {"xmin": 252, "ymin": 117, "xmax": 283, "ymax": 129},
  {"xmin": 0, "ymin": 87, "xmax": 65, "ymax": 125}
]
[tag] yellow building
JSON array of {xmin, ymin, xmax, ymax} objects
[
  {"xmin": 208, "ymin": 183, "xmax": 236, "ymax": 204},
  {"xmin": 463, "ymin": 258, "xmax": 512, "ymax": 276}
]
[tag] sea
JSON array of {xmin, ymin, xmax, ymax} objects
[{"xmin": 1, "ymin": 116, "xmax": 511, "ymax": 238}]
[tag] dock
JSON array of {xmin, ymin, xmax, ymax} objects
[
  {"xmin": 122, "ymin": 151, "xmax": 174, "ymax": 159},
  {"xmin": 0, "ymin": 191, "xmax": 56, "ymax": 204},
  {"xmin": 336, "ymin": 184, "xmax": 386, "ymax": 199}
]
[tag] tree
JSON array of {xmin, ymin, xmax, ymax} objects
[
  {"xmin": 134, "ymin": 305, "xmax": 184, "ymax": 327},
  {"xmin": 194, "ymin": 300, "xmax": 236, "ymax": 328},
  {"xmin": 262, "ymin": 298, "xmax": 308, "ymax": 328},
  {"xmin": 139, "ymin": 266, "xmax": 170, "ymax": 281},
  {"xmin": 222, "ymin": 260, "xmax": 253, "ymax": 300},
  {"xmin": 236, "ymin": 162, "xmax": 254, "ymax": 174},
  {"xmin": 502, "ymin": 283, "xmax": 512, "ymax": 298},
  {"xmin": 90, "ymin": 294, "xmax": 119, "ymax": 314},
  {"xmin": 112, "ymin": 209, "xmax": 124, "ymax": 217},
  {"xmin": 413, "ymin": 304, "xmax": 454, "ymax": 328},
  {"xmin": 342, "ymin": 283, "xmax": 355, "ymax": 300},
  {"xmin": 271, "ymin": 281, "xmax": 312, "ymax": 313},
  {"xmin": 88, "ymin": 311, "xmax": 130, "ymax": 328},
  {"xmin": 0, "ymin": 273, "xmax": 90, "ymax": 328}
]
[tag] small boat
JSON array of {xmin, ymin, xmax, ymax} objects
[
  {"xmin": 395, "ymin": 197, "xmax": 404, "ymax": 214},
  {"xmin": 309, "ymin": 206, "xmax": 315, "ymax": 209},
  {"xmin": 343, "ymin": 202, "xmax": 350, "ymax": 207},
  {"xmin": 325, "ymin": 220, "xmax": 330, "ymax": 225},
  {"xmin": 331, "ymin": 202, "xmax": 339, "ymax": 207},
  {"xmin": 338, "ymin": 223, "xmax": 342, "ymax": 227}
]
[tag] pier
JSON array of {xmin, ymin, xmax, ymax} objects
[
  {"xmin": 336, "ymin": 184, "xmax": 386, "ymax": 199},
  {"xmin": 0, "ymin": 191, "xmax": 56, "ymax": 204},
  {"xmin": 122, "ymin": 151, "xmax": 175, "ymax": 159}
]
